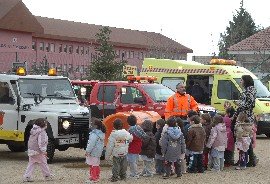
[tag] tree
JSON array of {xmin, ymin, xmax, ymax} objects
[
  {"xmin": 30, "ymin": 55, "xmax": 49, "ymax": 75},
  {"xmin": 218, "ymin": 0, "xmax": 261, "ymax": 59},
  {"xmin": 88, "ymin": 27, "xmax": 127, "ymax": 81}
]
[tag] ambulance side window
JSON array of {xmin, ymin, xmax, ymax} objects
[
  {"xmin": 161, "ymin": 77, "xmax": 185, "ymax": 92},
  {"xmin": 218, "ymin": 80, "xmax": 239, "ymax": 100},
  {"xmin": 121, "ymin": 87, "xmax": 143, "ymax": 104},
  {"xmin": 97, "ymin": 85, "xmax": 117, "ymax": 103},
  {"xmin": 0, "ymin": 82, "xmax": 14, "ymax": 104}
]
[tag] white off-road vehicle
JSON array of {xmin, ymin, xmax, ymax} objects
[{"xmin": 0, "ymin": 69, "xmax": 90, "ymax": 162}]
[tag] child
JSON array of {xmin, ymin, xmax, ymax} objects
[
  {"xmin": 206, "ymin": 115, "xmax": 227, "ymax": 171},
  {"xmin": 85, "ymin": 119, "xmax": 106, "ymax": 183},
  {"xmin": 223, "ymin": 107, "xmax": 235, "ymax": 166},
  {"xmin": 201, "ymin": 113, "xmax": 213, "ymax": 170},
  {"xmin": 161, "ymin": 117, "xmax": 185, "ymax": 179},
  {"xmin": 186, "ymin": 115, "xmax": 206, "ymax": 173},
  {"xmin": 127, "ymin": 115, "xmax": 146, "ymax": 179},
  {"xmin": 140, "ymin": 120, "xmax": 156, "ymax": 177},
  {"xmin": 105, "ymin": 119, "xmax": 133, "ymax": 182},
  {"xmin": 234, "ymin": 112, "xmax": 253, "ymax": 170},
  {"xmin": 155, "ymin": 119, "xmax": 166, "ymax": 175},
  {"xmin": 175, "ymin": 117, "xmax": 187, "ymax": 174},
  {"xmin": 23, "ymin": 118, "xmax": 52, "ymax": 182}
]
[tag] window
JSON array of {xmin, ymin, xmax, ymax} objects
[
  {"xmin": 64, "ymin": 45, "xmax": 67, "ymax": 53},
  {"xmin": 97, "ymin": 85, "xmax": 116, "ymax": 103},
  {"xmin": 76, "ymin": 46, "xmax": 79, "ymax": 54},
  {"xmin": 68, "ymin": 64, "xmax": 73, "ymax": 72},
  {"xmin": 50, "ymin": 43, "xmax": 55, "ymax": 52},
  {"xmin": 45, "ymin": 43, "xmax": 50, "ymax": 52},
  {"xmin": 0, "ymin": 82, "xmax": 14, "ymax": 104},
  {"xmin": 32, "ymin": 41, "xmax": 36, "ymax": 50},
  {"xmin": 130, "ymin": 51, "xmax": 134, "ymax": 59},
  {"xmin": 68, "ymin": 45, "xmax": 73, "ymax": 54},
  {"xmin": 57, "ymin": 64, "xmax": 62, "ymax": 72},
  {"xmin": 138, "ymin": 52, "xmax": 142, "ymax": 59},
  {"xmin": 121, "ymin": 86, "xmax": 143, "ymax": 104},
  {"xmin": 50, "ymin": 63, "xmax": 55, "ymax": 68},
  {"xmin": 80, "ymin": 65, "xmax": 84, "ymax": 73},
  {"xmin": 59, "ymin": 44, "xmax": 62, "ymax": 53},
  {"xmin": 63, "ymin": 64, "xmax": 67, "ymax": 72},
  {"xmin": 80, "ymin": 47, "xmax": 84, "ymax": 55},
  {"xmin": 161, "ymin": 77, "xmax": 185, "ymax": 92},
  {"xmin": 116, "ymin": 50, "xmax": 120, "ymax": 56},
  {"xmin": 217, "ymin": 80, "xmax": 240, "ymax": 100},
  {"xmin": 125, "ymin": 51, "xmax": 130, "ymax": 58},
  {"xmin": 39, "ymin": 42, "xmax": 44, "ymax": 51},
  {"xmin": 85, "ymin": 47, "xmax": 89, "ymax": 55}
]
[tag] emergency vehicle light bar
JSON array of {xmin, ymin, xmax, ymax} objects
[
  {"xmin": 210, "ymin": 59, "xmax": 236, "ymax": 65},
  {"xmin": 48, "ymin": 68, "xmax": 57, "ymax": 76},
  {"xmin": 16, "ymin": 67, "xmax": 26, "ymax": 76},
  {"xmin": 127, "ymin": 76, "xmax": 157, "ymax": 83}
]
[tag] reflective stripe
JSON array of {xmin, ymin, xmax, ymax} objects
[{"xmin": 172, "ymin": 94, "xmax": 190, "ymax": 114}]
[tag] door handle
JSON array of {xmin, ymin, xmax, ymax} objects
[{"xmin": 214, "ymin": 102, "xmax": 221, "ymax": 104}]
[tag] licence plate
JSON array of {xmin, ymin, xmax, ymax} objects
[{"xmin": 58, "ymin": 138, "xmax": 79, "ymax": 145}]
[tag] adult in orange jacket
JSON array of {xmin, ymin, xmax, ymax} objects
[{"xmin": 165, "ymin": 82, "xmax": 199, "ymax": 120}]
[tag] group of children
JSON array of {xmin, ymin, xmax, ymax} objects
[{"xmin": 22, "ymin": 108, "xmax": 256, "ymax": 183}]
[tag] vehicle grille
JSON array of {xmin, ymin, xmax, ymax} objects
[{"xmin": 71, "ymin": 117, "xmax": 89, "ymax": 133}]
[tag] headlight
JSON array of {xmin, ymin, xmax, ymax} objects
[
  {"xmin": 257, "ymin": 113, "xmax": 270, "ymax": 122},
  {"xmin": 62, "ymin": 120, "xmax": 71, "ymax": 129}
]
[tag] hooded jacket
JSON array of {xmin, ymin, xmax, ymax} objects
[
  {"xmin": 27, "ymin": 125, "xmax": 48, "ymax": 156},
  {"xmin": 105, "ymin": 129, "xmax": 133, "ymax": 158},
  {"xmin": 186, "ymin": 123, "xmax": 206, "ymax": 152},
  {"xmin": 206, "ymin": 123, "xmax": 227, "ymax": 151},
  {"xmin": 140, "ymin": 121, "xmax": 156, "ymax": 158},
  {"xmin": 235, "ymin": 121, "xmax": 253, "ymax": 139},
  {"xmin": 223, "ymin": 116, "xmax": 234, "ymax": 151},
  {"xmin": 128, "ymin": 125, "xmax": 146, "ymax": 154},
  {"xmin": 161, "ymin": 127, "xmax": 185, "ymax": 162},
  {"xmin": 86, "ymin": 129, "xmax": 105, "ymax": 158}
]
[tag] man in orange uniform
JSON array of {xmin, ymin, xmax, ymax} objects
[{"xmin": 165, "ymin": 82, "xmax": 199, "ymax": 120}]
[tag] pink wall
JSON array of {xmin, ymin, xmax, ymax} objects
[{"xmin": 0, "ymin": 29, "xmax": 147, "ymax": 78}]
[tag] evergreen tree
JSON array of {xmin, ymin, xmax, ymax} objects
[
  {"xmin": 30, "ymin": 56, "xmax": 49, "ymax": 75},
  {"xmin": 88, "ymin": 27, "xmax": 127, "ymax": 81},
  {"xmin": 218, "ymin": 0, "xmax": 261, "ymax": 59}
]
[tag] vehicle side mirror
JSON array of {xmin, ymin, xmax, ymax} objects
[
  {"xmin": 232, "ymin": 92, "xmax": 239, "ymax": 100},
  {"xmin": 134, "ymin": 97, "xmax": 146, "ymax": 105}
]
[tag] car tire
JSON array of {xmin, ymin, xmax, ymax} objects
[
  {"xmin": 47, "ymin": 138, "xmax": 55, "ymax": 164},
  {"xmin": 7, "ymin": 143, "xmax": 26, "ymax": 152}
]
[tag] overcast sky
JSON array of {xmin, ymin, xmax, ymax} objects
[{"xmin": 22, "ymin": 0, "xmax": 270, "ymax": 59}]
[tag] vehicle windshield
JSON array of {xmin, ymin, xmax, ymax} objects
[
  {"xmin": 141, "ymin": 84, "xmax": 174, "ymax": 102},
  {"xmin": 18, "ymin": 79, "xmax": 75, "ymax": 99},
  {"xmin": 234, "ymin": 78, "xmax": 270, "ymax": 98}
]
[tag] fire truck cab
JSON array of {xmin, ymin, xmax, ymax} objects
[{"xmin": 0, "ymin": 68, "xmax": 90, "ymax": 162}]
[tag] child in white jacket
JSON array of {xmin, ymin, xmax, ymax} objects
[
  {"xmin": 23, "ymin": 118, "xmax": 52, "ymax": 182},
  {"xmin": 105, "ymin": 119, "xmax": 133, "ymax": 182},
  {"xmin": 85, "ymin": 119, "xmax": 106, "ymax": 183}
]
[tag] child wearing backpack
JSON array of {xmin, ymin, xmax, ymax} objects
[
  {"xmin": 161, "ymin": 116, "xmax": 185, "ymax": 179},
  {"xmin": 127, "ymin": 115, "xmax": 146, "ymax": 179},
  {"xmin": 155, "ymin": 119, "xmax": 166, "ymax": 175},
  {"xmin": 234, "ymin": 112, "xmax": 253, "ymax": 170},
  {"xmin": 140, "ymin": 120, "xmax": 156, "ymax": 177},
  {"xmin": 23, "ymin": 118, "xmax": 52, "ymax": 182},
  {"xmin": 105, "ymin": 119, "xmax": 133, "ymax": 182},
  {"xmin": 85, "ymin": 119, "xmax": 106, "ymax": 183}
]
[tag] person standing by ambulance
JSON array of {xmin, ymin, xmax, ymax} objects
[{"xmin": 165, "ymin": 82, "xmax": 199, "ymax": 120}]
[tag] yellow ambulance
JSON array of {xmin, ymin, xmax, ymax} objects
[{"xmin": 141, "ymin": 58, "xmax": 270, "ymax": 137}]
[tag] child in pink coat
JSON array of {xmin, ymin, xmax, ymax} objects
[
  {"xmin": 223, "ymin": 107, "xmax": 234, "ymax": 166},
  {"xmin": 23, "ymin": 118, "xmax": 52, "ymax": 182}
]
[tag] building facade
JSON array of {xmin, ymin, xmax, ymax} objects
[{"xmin": 0, "ymin": 0, "xmax": 192, "ymax": 79}]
